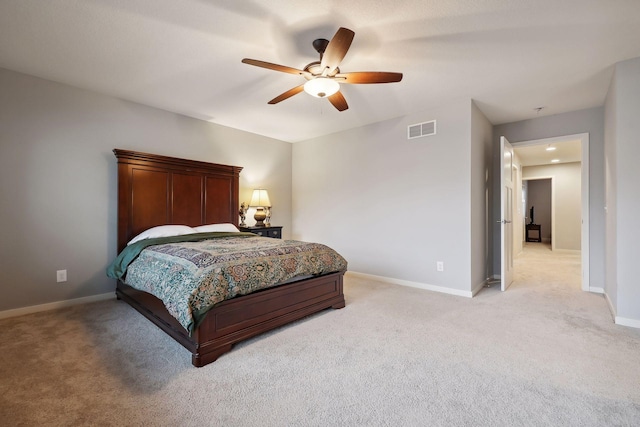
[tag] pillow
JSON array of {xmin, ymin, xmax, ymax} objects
[
  {"xmin": 193, "ymin": 223, "xmax": 240, "ymax": 233},
  {"xmin": 127, "ymin": 225, "xmax": 196, "ymax": 246}
]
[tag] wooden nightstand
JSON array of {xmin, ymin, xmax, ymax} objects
[{"xmin": 239, "ymin": 225, "xmax": 282, "ymax": 239}]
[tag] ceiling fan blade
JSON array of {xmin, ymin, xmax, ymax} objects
[
  {"xmin": 242, "ymin": 58, "xmax": 310, "ymax": 77},
  {"xmin": 328, "ymin": 91, "xmax": 349, "ymax": 112},
  {"xmin": 321, "ymin": 27, "xmax": 355, "ymax": 74},
  {"xmin": 268, "ymin": 84, "xmax": 305, "ymax": 104},
  {"xmin": 335, "ymin": 71, "xmax": 403, "ymax": 84}
]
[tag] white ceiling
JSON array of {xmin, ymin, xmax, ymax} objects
[
  {"xmin": 2, "ymin": 0, "xmax": 640, "ymax": 143},
  {"xmin": 514, "ymin": 139, "xmax": 582, "ymax": 167}
]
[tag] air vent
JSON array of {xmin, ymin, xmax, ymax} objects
[{"xmin": 407, "ymin": 120, "xmax": 436, "ymax": 140}]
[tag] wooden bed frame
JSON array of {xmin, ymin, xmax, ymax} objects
[{"xmin": 113, "ymin": 149, "xmax": 345, "ymax": 367}]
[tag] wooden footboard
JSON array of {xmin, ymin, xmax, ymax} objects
[{"xmin": 116, "ymin": 271, "xmax": 345, "ymax": 367}]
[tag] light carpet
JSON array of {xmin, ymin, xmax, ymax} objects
[{"xmin": 1, "ymin": 242, "xmax": 639, "ymax": 426}]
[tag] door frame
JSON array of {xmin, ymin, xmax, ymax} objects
[
  {"xmin": 512, "ymin": 133, "xmax": 590, "ymax": 292},
  {"xmin": 513, "ymin": 163, "xmax": 523, "ymax": 256}
]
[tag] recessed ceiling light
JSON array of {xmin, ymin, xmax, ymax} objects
[
  {"xmin": 546, "ymin": 145, "xmax": 556, "ymax": 151},
  {"xmin": 551, "ymin": 159, "xmax": 560, "ymax": 163}
]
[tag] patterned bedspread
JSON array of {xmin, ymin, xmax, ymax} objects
[{"xmin": 111, "ymin": 234, "xmax": 347, "ymax": 334}]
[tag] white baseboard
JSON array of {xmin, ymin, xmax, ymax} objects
[
  {"xmin": 602, "ymin": 292, "xmax": 640, "ymax": 328},
  {"xmin": 589, "ymin": 287, "xmax": 604, "ymax": 294},
  {"xmin": 615, "ymin": 316, "xmax": 640, "ymax": 329},
  {"xmin": 0, "ymin": 292, "xmax": 115, "ymax": 320},
  {"xmin": 346, "ymin": 271, "xmax": 473, "ymax": 298}
]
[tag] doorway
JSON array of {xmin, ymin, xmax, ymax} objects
[
  {"xmin": 523, "ymin": 177, "xmax": 552, "ymax": 244},
  {"xmin": 508, "ymin": 133, "xmax": 590, "ymax": 291}
]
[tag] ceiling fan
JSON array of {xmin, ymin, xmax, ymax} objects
[{"xmin": 242, "ymin": 27, "xmax": 403, "ymax": 112}]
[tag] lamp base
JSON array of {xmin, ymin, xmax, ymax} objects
[{"xmin": 254, "ymin": 207, "xmax": 266, "ymax": 227}]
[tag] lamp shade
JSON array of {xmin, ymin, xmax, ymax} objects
[
  {"xmin": 250, "ymin": 189, "xmax": 271, "ymax": 207},
  {"xmin": 304, "ymin": 77, "xmax": 340, "ymax": 98}
]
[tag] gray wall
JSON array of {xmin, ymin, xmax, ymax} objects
[
  {"xmin": 493, "ymin": 107, "xmax": 605, "ymax": 287},
  {"xmin": 604, "ymin": 57, "xmax": 640, "ymax": 323},
  {"xmin": 292, "ymin": 99, "xmax": 488, "ymax": 295},
  {"xmin": 0, "ymin": 68, "xmax": 293, "ymax": 311}
]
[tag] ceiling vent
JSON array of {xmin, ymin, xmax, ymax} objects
[{"xmin": 407, "ymin": 120, "xmax": 436, "ymax": 140}]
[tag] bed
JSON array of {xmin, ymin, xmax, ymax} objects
[{"xmin": 111, "ymin": 149, "xmax": 346, "ymax": 367}]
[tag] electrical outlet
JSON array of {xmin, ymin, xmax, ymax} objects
[
  {"xmin": 56, "ymin": 269, "xmax": 67, "ymax": 283},
  {"xmin": 436, "ymin": 261, "xmax": 444, "ymax": 272}
]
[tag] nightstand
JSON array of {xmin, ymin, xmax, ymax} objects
[
  {"xmin": 526, "ymin": 224, "xmax": 541, "ymax": 242},
  {"xmin": 239, "ymin": 225, "xmax": 282, "ymax": 239}
]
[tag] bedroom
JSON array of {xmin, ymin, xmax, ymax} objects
[{"xmin": 1, "ymin": 0, "xmax": 640, "ymax": 424}]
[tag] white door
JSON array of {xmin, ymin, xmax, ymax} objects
[{"xmin": 500, "ymin": 136, "xmax": 514, "ymax": 291}]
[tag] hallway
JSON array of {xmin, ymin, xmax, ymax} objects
[
  {"xmin": 481, "ymin": 241, "xmax": 598, "ymax": 319},
  {"xmin": 514, "ymin": 242, "xmax": 582, "ymax": 292}
]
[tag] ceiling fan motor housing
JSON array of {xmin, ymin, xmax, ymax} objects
[
  {"xmin": 312, "ymin": 38, "xmax": 330, "ymax": 57},
  {"xmin": 303, "ymin": 61, "xmax": 339, "ymax": 79}
]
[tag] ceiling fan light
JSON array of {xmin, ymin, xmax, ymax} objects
[{"xmin": 304, "ymin": 77, "xmax": 339, "ymax": 98}]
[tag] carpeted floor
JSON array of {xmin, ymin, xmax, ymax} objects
[{"xmin": 1, "ymin": 242, "xmax": 639, "ymax": 426}]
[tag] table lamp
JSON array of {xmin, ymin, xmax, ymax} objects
[{"xmin": 250, "ymin": 189, "xmax": 271, "ymax": 227}]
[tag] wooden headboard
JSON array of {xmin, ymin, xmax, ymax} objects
[{"xmin": 114, "ymin": 149, "xmax": 243, "ymax": 253}]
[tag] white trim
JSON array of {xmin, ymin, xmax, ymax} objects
[
  {"xmin": 346, "ymin": 271, "xmax": 473, "ymax": 298},
  {"xmin": 615, "ymin": 316, "xmax": 640, "ymax": 329},
  {"xmin": 0, "ymin": 292, "xmax": 114, "ymax": 320},
  {"xmin": 604, "ymin": 291, "xmax": 640, "ymax": 329},
  {"xmin": 513, "ymin": 132, "xmax": 590, "ymax": 291},
  {"xmin": 581, "ymin": 133, "xmax": 590, "ymax": 291},
  {"xmin": 589, "ymin": 287, "xmax": 604, "ymax": 294}
]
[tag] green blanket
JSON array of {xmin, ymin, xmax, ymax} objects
[{"xmin": 106, "ymin": 232, "xmax": 254, "ymax": 280}]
